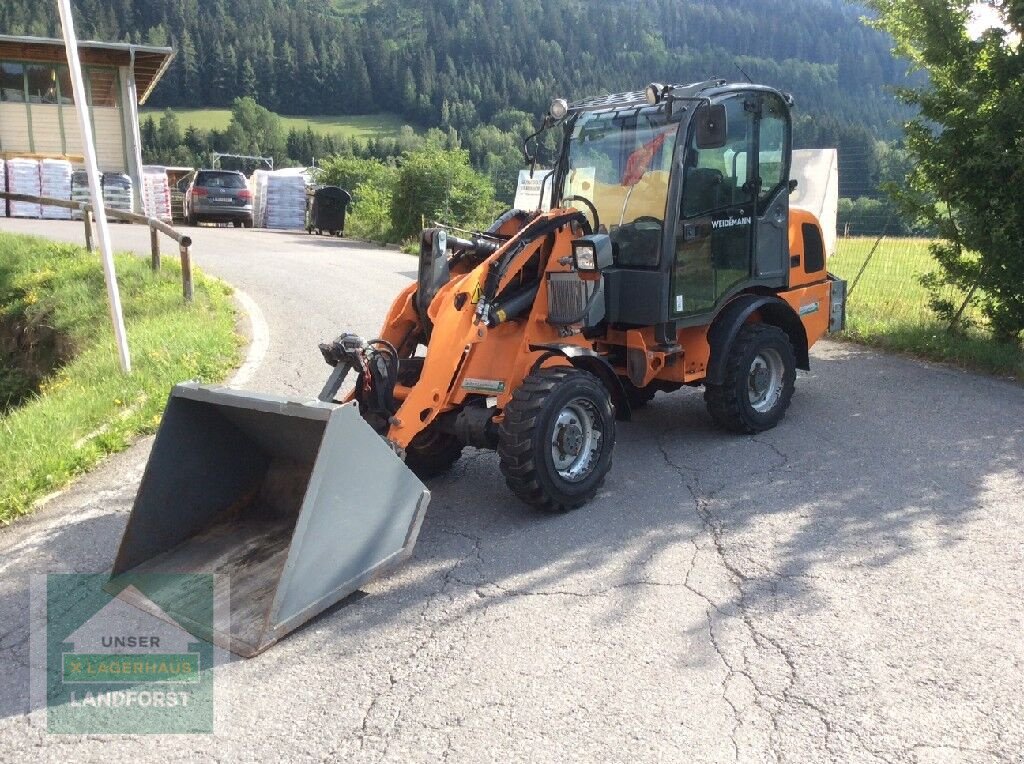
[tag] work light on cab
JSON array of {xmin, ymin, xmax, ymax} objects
[{"xmin": 572, "ymin": 234, "xmax": 613, "ymax": 271}]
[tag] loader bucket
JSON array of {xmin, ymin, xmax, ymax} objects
[{"xmin": 107, "ymin": 383, "xmax": 430, "ymax": 657}]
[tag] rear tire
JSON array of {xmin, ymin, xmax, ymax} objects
[
  {"xmin": 623, "ymin": 380, "xmax": 657, "ymax": 409},
  {"xmin": 404, "ymin": 428, "xmax": 463, "ymax": 480},
  {"xmin": 498, "ymin": 368, "xmax": 615, "ymax": 512},
  {"xmin": 704, "ymin": 323, "xmax": 796, "ymax": 434}
]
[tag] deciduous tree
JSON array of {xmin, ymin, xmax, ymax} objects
[{"xmin": 866, "ymin": 0, "xmax": 1024, "ymax": 341}]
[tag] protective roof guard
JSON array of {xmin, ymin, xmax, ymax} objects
[
  {"xmin": 567, "ymin": 80, "xmax": 727, "ymax": 114},
  {"xmin": 566, "ymin": 80, "xmax": 794, "ymax": 117}
]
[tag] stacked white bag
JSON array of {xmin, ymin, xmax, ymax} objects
[
  {"xmin": 0, "ymin": 159, "xmax": 6, "ymax": 218},
  {"xmin": 102, "ymin": 172, "xmax": 134, "ymax": 214},
  {"xmin": 141, "ymin": 167, "xmax": 172, "ymax": 222},
  {"xmin": 71, "ymin": 170, "xmax": 90, "ymax": 220},
  {"xmin": 252, "ymin": 170, "xmax": 269, "ymax": 228},
  {"xmin": 40, "ymin": 159, "xmax": 73, "ymax": 219},
  {"xmin": 6, "ymin": 158, "xmax": 42, "ymax": 218},
  {"xmin": 264, "ymin": 172, "xmax": 307, "ymax": 229}
]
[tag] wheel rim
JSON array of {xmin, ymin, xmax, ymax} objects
[
  {"xmin": 550, "ymin": 397, "xmax": 604, "ymax": 482},
  {"xmin": 747, "ymin": 348, "xmax": 785, "ymax": 414}
]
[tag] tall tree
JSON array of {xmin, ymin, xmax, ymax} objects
[{"xmin": 866, "ymin": 0, "xmax": 1024, "ymax": 342}]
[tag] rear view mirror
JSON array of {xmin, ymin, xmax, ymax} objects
[{"xmin": 696, "ymin": 104, "xmax": 727, "ymax": 150}]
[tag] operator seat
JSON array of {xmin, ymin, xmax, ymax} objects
[{"xmin": 682, "ymin": 167, "xmax": 725, "ymax": 218}]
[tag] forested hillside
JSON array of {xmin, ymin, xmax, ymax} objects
[{"xmin": 2, "ymin": 0, "xmax": 906, "ymax": 138}]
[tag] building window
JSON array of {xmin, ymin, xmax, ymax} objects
[
  {"xmin": 57, "ymin": 65, "xmax": 75, "ymax": 104},
  {"xmin": 0, "ymin": 61, "xmax": 25, "ymax": 102},
  {"xmin": 87, "ymin": 67, "xmax": 118, "ymax": 107},
  {"xmin": 26, "ymin": 64, "xmax": 59, "ymax": 104}
]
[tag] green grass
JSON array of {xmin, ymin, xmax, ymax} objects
[
  {"xmin": 0, "ymin": 233, "xmax": 240, "ymax": 524},
  {"xmin": 140, "ymin": 108, "xmax": 409, "ymax": 140},
  {"xmin": 831, "ymin": 237, "xmax": 1022, "ymax": 381}
]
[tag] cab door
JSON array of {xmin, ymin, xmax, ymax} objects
[
  {"xmin": 671, "ymin": 93, "xmax": 757, "ymax": 318},
  {"xmin": 753, "ymin": 92, "xmax": 792, "ymax": 283},
  {"xmin": 667, "ymin": 90, "xmax": 786, "ymax": 317}
]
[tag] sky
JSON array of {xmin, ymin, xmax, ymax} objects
[{"xmin": 967, "ymin": 2, "xmax": 1005, "ymax": 37}]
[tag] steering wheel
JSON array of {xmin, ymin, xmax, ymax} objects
[
  {"xmin": 562, "ymin": 195, "xmax": 600, "ymax": 234},
  {"xmin": 630, "ymin": 215, "xmax": 663, "ymax": 228}
]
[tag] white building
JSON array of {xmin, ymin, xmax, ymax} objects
[{"xmin": 0, "ymin": 35, "xmax": 174, "ymax": 211}]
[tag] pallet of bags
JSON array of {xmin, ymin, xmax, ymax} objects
[
  {"xmin": 40, "ymin": 159, "xmax": 73, "ymax": 219},
  {"xmin": 0, "ymin": 159, "xmax": 6, "ymax": 218},
  {"xmin": 71, "ymin": 170, "xmax": 90, "ymax": 219},
  {"xmin": 246, "ymin": 167, "xmax": 264, "ymax": 224},
  {"xmin": 6, "ymin": 158, "xmax": 41, "ymax": 218},
  {"xmin": 141, "ymin": 167, "xmax": 172, "ymax": 222},
  {"xmin": 101, "ymin": 172, "xmax": 134, "ymax": 215},
  {"xmin": 264, "ymin": 171, "xmax": 308, "ymax": 230}
]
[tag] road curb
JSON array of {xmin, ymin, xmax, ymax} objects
[{"xmin": 228, "ymin": 287, "xmax": 270, "ymax": 388}]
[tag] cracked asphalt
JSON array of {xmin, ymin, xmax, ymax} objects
[{"xmin": 1, "ymin": 219, "xmax": 1023, "ymax": 762}]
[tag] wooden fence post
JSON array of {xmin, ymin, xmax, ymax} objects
[
  {"xmin": 150, "ymin": 225, "xmax": 161, "ymax": 272},
  {"xmin": 180, "ymin": 241, "xmax": 193, "ymax": 303},
  {"xmin": 83, "ymin": 207, "xmax": 94, "ymax": 252}
]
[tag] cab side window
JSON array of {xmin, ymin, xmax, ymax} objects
[
  {"xmin": 681, "ymin": 97, "xmax": 755, "ymax": 218},
  {"xmin": 757, "ymin": 94, "xmax": 789, "ymax": 213}
]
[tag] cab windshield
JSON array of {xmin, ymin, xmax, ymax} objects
[{"xmin": 562, "ymin": 108, "xmax": 678, "ymax": 267}]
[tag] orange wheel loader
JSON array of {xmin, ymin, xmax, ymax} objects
[{"xmin": 109, "ymin": 80, "xmax": 846, "ymax": 656}]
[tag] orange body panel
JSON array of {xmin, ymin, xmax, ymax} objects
[
  {"xmin": 780, "ymin": 282, "xmax": 832, "ymax": 348},
  {"xmin": 788, "ymin": 208, "xmax": 828, "ymax": 288}
]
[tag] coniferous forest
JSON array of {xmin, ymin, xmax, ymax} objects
[
  {"xmin": 3, "ymin": 0, "xmax": 906, "ymax": 138},
  {"xmin": 2, "ymin": 0, "xmax": 913, "ymax": 226}
]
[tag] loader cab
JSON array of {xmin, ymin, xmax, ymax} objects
[{"xmin": 553, "ymin": 83, "xmax": 793, "ymax": 328}]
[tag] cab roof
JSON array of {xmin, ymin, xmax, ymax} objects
[{"xmin": 567, "ymin": 80, "xmax": 790, "ymax": 116}]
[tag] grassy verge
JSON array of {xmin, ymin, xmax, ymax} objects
[
  {"xmin": 140, "ymin": 108, "xmax": 409, "ymax": 140},
  {"xmin": 831, "ymin": 237, "xmax": 1022, "ymax": 381},
  {"xmin": 0, "ymin": 233, "xmax": 240, "ymax": 524}
]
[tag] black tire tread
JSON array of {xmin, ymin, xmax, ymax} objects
[
  {"xmin": 623, "ymin": 380, "xmax": 657, "ymax": 409},
  {"xmin": 704, "ymin": 323, "xmax": 796, "ymax": 434},
  {"xmin": 404, "ymin": 430, "xmax": 463, "ymax": 480},
  {"xmin": 498, "ymin": 368, "xmax": 612, "ymax": 512}
]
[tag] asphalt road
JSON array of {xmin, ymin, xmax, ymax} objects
[{"xmin": 1, "ymin": 219, "xmax": 1022, "ymax": 763}]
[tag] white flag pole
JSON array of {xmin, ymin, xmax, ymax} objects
[{"xmin": 56, "ymin": 0, "xmax": 131, "ymax": 373}]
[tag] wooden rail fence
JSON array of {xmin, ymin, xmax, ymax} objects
[{"xmin": 0, "ymin": 191, "xmax": 195, "ymax": 302}]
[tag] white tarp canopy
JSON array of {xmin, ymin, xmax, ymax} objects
[{"xmin": 790, "ymin": 149, "xmax": 839, "ymax": 257}]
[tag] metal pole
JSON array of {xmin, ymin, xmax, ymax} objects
[
  {"xmin": 846, "ymin": 218, "xmax": 890, "ymax": 300},
  {"xmin": 948, "ymin": 262, "xmax": 989, "ymax": 333},
  {"xmin": 150, "ymin": 225, "xmax": 161, "ymax": 271},
  {"xmin": 57, "ymin": 0, "xmax": 131, "ymax": 373}
]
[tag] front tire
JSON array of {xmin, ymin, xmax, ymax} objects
[
  {"xmin": 498, "ymin": 368, "xmax": 615, "ymax": 512},
  {"xmin": 704, "ymin": 323, "xmax": 796, "ymax": 434}
]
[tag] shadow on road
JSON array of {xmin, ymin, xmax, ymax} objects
[{"xmin": 1, "ymin": 341, "xmax": 1020, "ymax": 723}]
